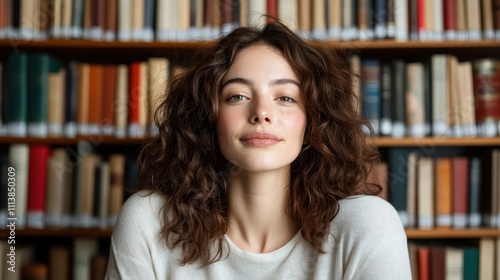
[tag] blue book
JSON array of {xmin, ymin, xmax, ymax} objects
[{"xmin": 361, "ymin": 59, "xmax": 381, "ymax": 135}]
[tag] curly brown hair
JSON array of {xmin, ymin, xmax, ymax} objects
[{"xmin": 138, "ymin": 21, "xmax": 380, "ymax": 266}]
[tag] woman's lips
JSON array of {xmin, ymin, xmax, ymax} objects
[{"xmin": 240, "ymin": 132, "xmax": 281, "ymax": 147}]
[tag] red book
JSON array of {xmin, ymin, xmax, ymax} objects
[
  {"xmin": 128, "ymin": 62, "xmax": 141, "ymax": 128},
  {"xmin": 101, "ymin": 65, "xmax": 117, "ymax": 134},
  {"xmin": 417, "ymin": 246, "xmax": 430, "ymax": 280},
  {"xmin": 27, "ymin": 145, "xmax": 51, "ymax": 228},
  {"xmin": 267, "ymin": 0, "xmax": 278, "ymax": 22},
  {"xmin": 443, "ymin": 0, "xmax": 456, "ymax": 31},
  {"xmin": 452, "ymin": 157, "xmax": 469, "ymax": 228},
  {"xmin": 417, "ymin": 0, "xmax": 425, "ymax": 34},
  {"xmin": 472, "ymin": 59, "xmax": 500, "ymax": 126}
]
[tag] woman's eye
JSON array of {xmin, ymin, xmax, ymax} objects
[
  {"xmin": 278, "ymin": 96, "xmax": 296, "ymax": 102},
  {"xmin": 227, "ymin": 95, "xmax": 247, "ymax": 102}
]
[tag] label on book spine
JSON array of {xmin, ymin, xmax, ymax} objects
[
  {"xmin": 27, "ymin": 212, "xmax": 45, "ymax": 229},
  {"xmin": 468, "ymin": 213, "xmax": 481, "ymax": 228},
  {"xmin": 453, "ymin": 214, "xmax": 468, "ymax": 228},
  {"xmin": 436, "ymin": 214, "xmax": 452, "ymax": 227}
]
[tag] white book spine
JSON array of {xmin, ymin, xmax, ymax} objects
[{"xmin": 394, "ymin": 0, "xmax": 408, "ymax": 41}]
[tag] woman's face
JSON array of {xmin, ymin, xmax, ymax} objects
[{"xmin": 217, "ymin": 44, "xmax": 307, "ymax": 173}]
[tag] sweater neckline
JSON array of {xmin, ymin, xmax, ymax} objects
[{"xmin": 223, "ymin": 231, "xmax": 303, "ymax": 262}]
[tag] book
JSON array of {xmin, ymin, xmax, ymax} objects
[
  {"xmin": 452, "ymin": 157, "xmax": 469, "ymax": 228},
  {"xmin": 118, "ymin": 0, "xmax": 132, "ymax": 41},
  {"xmin": 388, "ymin": 147, "xmax": 412, "ymax": 227},
  {"xmin": 479, "ymin": 238, "xmax": 495, "ymax": 279},
  {"xmin": 147, "ymin": 57, "xmax": 170, "ymax": 135},
  {"xmin": 406, "ymin": 62, "xmax": 426, "ymax": 137},
  {"xmin": 49, "ymin": 246, "xmax": 70, "ymax": 280},
  {"xmin": 108, "ymin": 154, "xmax": 125, "ymax": 226},
  {"xmin": 8, "ymin": 144, "xmax": 30, "ymax": 228},
  {"xmin": 64, "ymin": 62, "xmax": 79, "ymax": 138},
  {"xmin": 5, "ymin": 52, "xmax": 28, "ymax": 137},
  {"xmin": 87, "ymin": 64, "xmax": 104, "ymax": 135},
  {"xmin": 101, "ymin": 65, "xmax": 117, "ymax": 135},
  {"xmin": 435, "ymin": 157, "xmax": 453, "ymax": 227},
  {"xmin": 47, "ymin": 57, "xmax": 65, "ymax": 138},
  {"xmin": 360, "ymin": 59, "xmax": 380, "ymax": 135},
  {"xmin": 417, "ymin": 157, "xmax": 434, "ymax": 229},
  {"xmin": 311, "ymin": 0, "xmax": 327, "ymax": 39},
  {"xmin": 468, "ymin": 157, "xmax": 482, "ymax": 228},
  {"xmin": 472, "ymin": 58, "xmax": 500, "ymax": 137},
  {"xmin": 73, "ymin": 238, "xmax": 98, "ymax": 280},
  {"xmin": 327, "ymin": 0, "xmax": 341, "ymax": 39},
  {"xmin": 463, "ymin": 247, "xmax": 479, "ymax": 280},
  {"xmin": 27, "ymin": 145, "xmax": 51, "ymax": 228},
  {"xmin": 445, "ymin": 247, "xmax": 464, "ymax": 279},
  {"xmin": 114, "ymin": 64, "xmax": 129, "ymax": 138},
  {"xmin": 431, "ymin": 55, "xmax": 450, "ymax": 136},
  {"xmin": 45, "ymin": 148, "xmax": 67, "ymax": 228},
  {"xmin": 391, "ymin": 60, "xmax": 406, "ymax": 137}
]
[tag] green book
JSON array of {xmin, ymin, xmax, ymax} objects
[
  {"xmin": 5, "ymin": 52, "xmax": 28, "ymax": 136},
  {"xmin": 463, "ymin": 247, "xmax": 479, "ymax": 280},
  {"xmin": 27, "ymin": 53, "xmax": 51, "ymax": 137}
]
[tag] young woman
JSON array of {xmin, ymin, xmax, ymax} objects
[{"xmin": 105, "ymin": 21, "xmax": 411, "ymax": 279}]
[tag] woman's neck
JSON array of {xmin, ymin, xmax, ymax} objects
[{"xmin": 226, "ymin": 166, "xmax": 297, "ymax": 253}]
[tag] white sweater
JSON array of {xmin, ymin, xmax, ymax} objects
[{"xmin": 105, "ymin": 191, "xmax": 412, "ymax": 280}]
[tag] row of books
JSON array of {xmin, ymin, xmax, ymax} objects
[
  {"xmin": 0, "ymin": 144, "xmax": 138, "ymax": 229},
  {"xmin": 1, "ymin": 52, "xmax": 170, "ymax": 139},
  {"xmin": 353, "ymin": 55, "xmax": 500, "ymax": 138},
  {"xmin": 1, "ymin": 0, "xmax": 500, "ymax": 42},
  {"xmin": 408, "ymin": 238, "xmax": 500, "ymax": 280},
  {"xmin": 374, "ymin": 148, "xmax": 500, "ymax": 229},
  {"xmin": 0, "ymin": 238, "xmax": 107, "ymax": 280}
]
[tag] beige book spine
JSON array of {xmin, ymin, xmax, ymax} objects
[
  {"xmin": 108, "ymin": 154, "xmax": 125, "ymax": 227},
  {"xmin": 278, "ymin": 0, "xmax": 298, "ymax": 31},
  {"xmin": 458, "ymin": 62, "xmax": 477, "ymax": 136},
  {"xmin": 115, "ymin": 64, "xmax": 128, "ymax": 138},
  {"xmin": 61, "ymin": 0, "xmax": 73, "ymax": 38},
  {"xmin": 20, "ymin": 0, "xmax": 35, "ymax": 38},
  {"xmin": 482, "ymin": 0, "xmax": 495, "ymax": 38},
  {"xmin": 52, "ymin": 0, "xmax": 62, "ymax": 37},
  {"xmin": 47, "ymin": 69, "xmax": 64, "ymax": 138},
  {"xmin": 328, "ymin": 0, "xmax": 341, "ymax": 39},
  {"xmin": 312, "ymin": 0, "xmax": 326, "ymax": 39},
  {"xmin": 465, "ymin": 0, "xmax": 481, "ymax": 39},
  {"xmin": 118, "ymin": 0, "xmax": 131, "ymax": 41},
  {"xmin": 479, "ymin": 238, "xmax": 495, "ymax": 279},
  {"xmin": 147, "ymin": 57, "xmax": 170, "ymax": 135},
  {"xmin": 239, "ymin": 0, "xmax": 249, "ymax": 27},
  {"xmin": 131, "ymin": 0, "xmax": 144, "ymax": 41},
  {"xmin": 417, "ymin": 157, "xmax": 434, "ymax": 229},
  {"xmin": 298, "ymin": 0, "xmax": 310, "ymax": 35},
  {"xmin": 178, "ymin": 0, "xmax": 190, "ymax": 40},
  {"xmin": 455, "ymin": 0, "xmax": 466, "ymax": 38},
  {"xmin": 45, "ymin": 149, "xmax": 66, "ymax": 227},
  {"xmin": 78, "ymin": 154, "xmax": 101, "ymax": 228},
  {"xmin": 77, "ymin": 63, "xmax": 90, "ymax": 135}
]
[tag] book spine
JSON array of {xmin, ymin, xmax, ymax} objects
[
  {"xmin": 360, "ymin": 59, "xmax": 381, "ymax": 135},
  {"xmin": 391, "ymin": 60, "xmax": 407, "ymax": 137},
  {"xmin": 5, "ymin": 52, "xmax": 28, "ymax": 137},
  {"xmin": 472, "ymin": 59, "xmax": 500, "ymax": 137},
  {"xmin": 452, "ymin": 157, "xmax": 469, "ymax": 228},
  {"xmin": 27, "ymin": 145, "xmax": 50, "ymax": 229},
  {"xmin": 64, "ymin": 62, "xmax": 79, "ymax": 138},
  {"xmin": 443, "ymin": 0, "xmax": 457, "ymax": 39},
  {"xmin": 27, "ymin": 53, "xmax": 50, "ymax": 138}
]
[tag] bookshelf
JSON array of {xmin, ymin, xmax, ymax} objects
[{"xmin": 1, "ymin": 0, "xmax": 500, "ymax": 278}]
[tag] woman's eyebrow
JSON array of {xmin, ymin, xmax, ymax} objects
[
  {"xmin": 221, "ymin": 78, "xmax": 300, "ymax": 89},
  {"xmin": 221, "ymin": 78, "xmax": 253, "ymax": 89}
]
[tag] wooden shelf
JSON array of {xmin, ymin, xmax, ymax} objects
[
  {"xmin": 405, "ymin": 228, "xmax": 500, "ymax": 239},
  {"xmin": 1, "ymin": 228, "xmax": 499, "ymax": 239},
  {"xmin": 371, "ymin": 137, "xmax": 500, "ymax": 147},
  {"xmin": 0, "ymin": 136, "xmax": 151, "ymax": 145},
  {"xmin": 0, "ymin": 228, "xmax": 113, "ymax": 238},
  {"xmin": 2, "ymin": 39, "xmax": 500, "ymax": 50}
]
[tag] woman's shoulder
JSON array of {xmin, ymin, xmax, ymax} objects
[
  {"xmin": 115, "ymin": 190, "xmax": 166, "ymax": 228},
  {"xmin": 332, "ymin": 195, "xmax": 404, "ymax": 236}
]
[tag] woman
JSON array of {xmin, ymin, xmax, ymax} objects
[{"xmin": 106, "ymin": 21, "xmax": 411, "ymax": 279}]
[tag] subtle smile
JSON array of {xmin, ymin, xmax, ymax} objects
[{"xmin": 240, "ymin": 132, "xmax": 281, "ymax": 147}]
